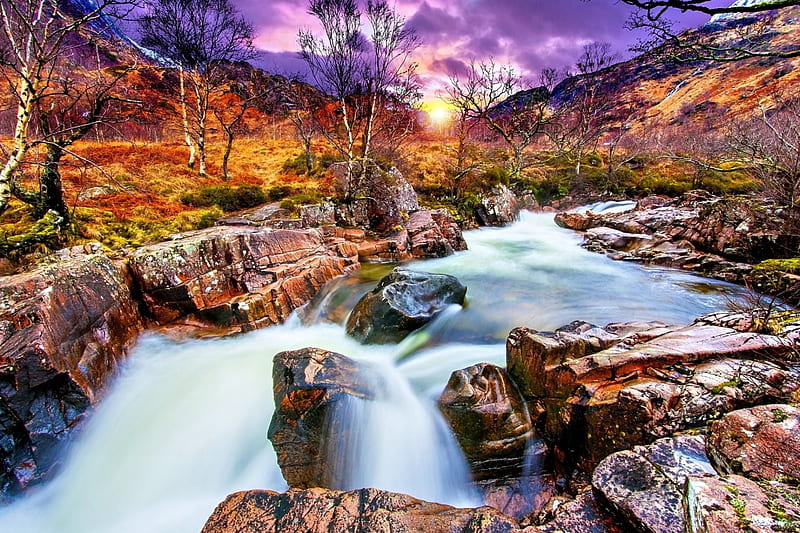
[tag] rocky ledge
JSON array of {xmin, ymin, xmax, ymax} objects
[{"xmin": 554, "ymin": 193, "xmax": 800, "ymax": 301}]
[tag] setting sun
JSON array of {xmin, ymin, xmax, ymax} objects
[{"xmin": 422, "ymin": 101, "xmax": 452, "ymax": 125}]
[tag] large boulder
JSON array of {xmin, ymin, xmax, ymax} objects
[
  {"xmin": 0, "ymin": 248, "xmax": 143, "ymax": 498},
  {"xmin": 507, "ymin": 319, "xmax": 800, "ymax": 470},
  {"xmin": 346, "ymin": 268, "xmax": 467, "ymax": 344},
  {"xmin": 331, "ymin": 162, "xmax": 420, "ymax": 233},
  {"xmin": 476, "ymin": 184, "xmax": 520, "ymax": 226},
  {"xmin": 592, "ymin": 437, "xmax": 716, "ymax": 533},
  {"xmin": 200, "ymin": 488, "xmax": 522, "ymax": 533},
  {"xmin": 684, "ymin": 473, "xmax": 800, "ymax": 533},
  {"xmin": 706, "ymin": 404, "xmax": 800, "ymax": 483},
  {"xmin": 267, "ymin": 347, "xmax": 377, "ymax": 489},
  {"xmin": 127, "ymin": 226, "xmax": 359, "ymax": 332},
  {"xmin": 438, "ymin": 363, "xmax": 537, "ymax": 481},
  {"xmin": 406, "ymin": 209, "xmax": 468, "ymax": 258}
]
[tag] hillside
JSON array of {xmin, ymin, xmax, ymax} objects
[{"xmin": 550, "ymin": 5, "xmax": 800, "ymax": 134}]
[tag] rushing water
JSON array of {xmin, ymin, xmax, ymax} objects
[{"xmin": 0, "ymin": 212, "xmax": 753, "ymax": 533}]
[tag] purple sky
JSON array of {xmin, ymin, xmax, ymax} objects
[{"xmin": 239, "ymin": 0, "xmax": 728, "ymax": 99}]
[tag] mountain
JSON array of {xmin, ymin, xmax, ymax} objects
[{"xmin": 548, "ymin": 4, "xmax": 800, "ymax": 136}]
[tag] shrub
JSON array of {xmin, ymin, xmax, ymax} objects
[{"xmin": 180, "ymin": 185, "xmax": 267, "ymax": 212}]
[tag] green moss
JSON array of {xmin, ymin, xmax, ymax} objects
[
  {"xmin": 180, "ymin": 185, "xmax": 267, "ymax": 212},
  {"xmin": 725, "ymin": 486, "xmax": 754, "ymax": 531},
  {"xmin": 754, "ymin": 258, "xmax": 800, "ymax": 274},
  {"xmin": 710, "ymin": 380, "xmax": 740, "ymax": 394},
  {"xmin": 773, "ymin": 408, "xmax": 790, "ymax": 423}
]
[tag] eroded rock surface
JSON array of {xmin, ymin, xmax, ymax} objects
[
  {"xmin": 267, "ymin": 347, "xmax": 377, "ymax": 489},
  {"xmin": 476, "ymin": 184, "xmax": 520, "ymax": 226},
  {"xmin": 200, "ymin": 488, "xmax": 523, "ymax": 533},
  {"xmin": 346, "ymin": 268, "xmax": 467, "ymax": 344},
  {"xmin": 706, "ymin": 404, "xmax": 800, "ymax": 483},
  {"xmin": 0, "ymin": 249, "xmax": 143, "ymax": 497},
  {"xmin": 128, "ymin": 226, "xmax": 359, "ymax": 331},
  {"xmin": 438, "ymin": 363, "xmax": 537, "ymax": 481}
]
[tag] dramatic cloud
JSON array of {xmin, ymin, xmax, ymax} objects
[{"xmin": 237, "ymin": 0, "xmax": 720, "ymax": 98}]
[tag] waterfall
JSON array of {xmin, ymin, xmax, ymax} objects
[{"xmin": 0, "ymin": 211, "xmax": 754, "ymax": 533}]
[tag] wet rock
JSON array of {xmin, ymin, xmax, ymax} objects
[
  {"xmin": 0, "ymin": 251, "xmax": 143, "ymax": 497},
  {"xmin": 200, "ymin": 488, "xmax": 522, "ymax": 533},
  {"xmin": 127, "ymin": 226, "xmax": 359, "ymax": 331},
  {"xmin": 407, "ymin": 209, "xmax": 467, "ymax": 259},
  {"xmin": 476, "ymin": 184, "xmax": 520, "ymax": 226},
  {"xmin": 478, "ymin": 474, "xmax": 557, "ymax": 521},
  {"xmin": 583, "ymin": 227, "xmax": 653, "ymax": 252},
  {"xmin": 706, "ymin": 404, "xmax": 800, "ymax": 483},
  {"xmin": 345, "ymin": 268, "xmax": 467, "ymax": 344},
  {"xmin": 537, "ymin": 491, "xmax": 625, "ymax": 533},
  {"xmin": 438, "ymin": 363, "xmax": 537, "ymax": 481},
  {"xmin": 267, "ymin": 348, "xmax": 377, "ymax": 489},
  {"xmin": 591, "ymin": 436, "xmax": 715, "ymax": 533},
  {"xmin": 684, "ymin": 474, "xmax": 800, "ymax": 533},
  {"xmin": 508, "ymin": 320, "xmax": 800, "ymax": 470}
]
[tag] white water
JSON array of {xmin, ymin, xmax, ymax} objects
[{"xmin": 0, "ymin": 212, "xmax": 753, "ymax": 533}]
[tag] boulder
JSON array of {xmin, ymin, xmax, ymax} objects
[
  {"xmin": 507, "ymin": 320, "xmax": 800, "ymax": 470},
  {"xmin": 684, "ymin": 474, "xmax": 800, "ymax": 533},
  {"xmin": 537, "ymin": 491, "xmax": 625, "ymax": 533},
  {"xmin": 0, "ymin": 249, "xmax": 143, "ymax": 498},
  {"xmin": 300, "ymin": 202, "xmax": 336, "ymax": 228},
  {"xmin": 267, "ymin": 348, "xmax": 377, "ymax": 489},
  {"xmin": 591, "ymin": 437, "xmax": 716, "ymax": 533},
  {"xmin": 346, "ymin": 268, "xmax": 467, "ymax": 344},
  {"xmin": 406, "ymin": 209, "xmax": 467, "ymax": 259},
  {"xmin": 127, "ymin": 226, "xmax": 359, "ymax": 331},
  {"xmin": 438, "ymin": 363, "xmax": 537, "ymax": 481},
  {"xmin": 200, "ymin": 488, "xmax": 522, "ymax": 533},
  {"xmin": 476, "ymin": 184, "xmax": 520, "ymax": 226},
  {"xmin": 706, "ymin": 404, "xmax": 800, "ymax": 483},
  {"xmin": 331, "ymin": 162, "xmax": 420, "ymax": 233}
]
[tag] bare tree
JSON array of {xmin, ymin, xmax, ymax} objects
[
  {"xmin": 447, "ymin": 60, "xmax": 554, "ymax": 179},
  {"xmin": 613, "ymin": 0, "xmax": 800, "ymax": 61},
  {"xmin": 298, "ymin": 0, "xmax": 420, "ymax": 199},
  {"xmin": 280, "ymin": 79, "xmax": 327, "ymax": 174},
  {"xmin": 730, "ymin": 97, "xmax": 800, "ymax": 214},
  {"xmin": 552, "ymin": 42, "xmax": 618, "ymax": 177},
  {"xmin": 139, "ymin": 0, "xmax": 255, "ymax": 176},
  {"xmin": 0, "ymin": 0, "xmax": 136, "ymax": 231}
]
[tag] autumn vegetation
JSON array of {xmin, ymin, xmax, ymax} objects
[{"xmin": 0, "ymin": 0, "xmax": 798, "ymax": 269}]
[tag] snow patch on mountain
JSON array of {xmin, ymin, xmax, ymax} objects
[{"xmin": 706, "ymin": 0, "xmax": 776, "ymax": 26}]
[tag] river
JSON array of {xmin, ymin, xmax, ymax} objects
[{"xmin": 0, "ymin": 211, "xmax": 753, "ymax": 533}]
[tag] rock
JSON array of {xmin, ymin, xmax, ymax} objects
[
  {"xmin": 200, "ymin": 488, "xmax": 522, "ymax": 533},
  {"xmin": 331, "ymin": 162, "xmax": 420, "ymax": 233},
  {"xmin": 476, "ymin": 184, "xmax": 520, "ymax": 226},
  {"xmin": 127, "ymin": 226, "xmax": 359, "ymax": 331},
  {"xmin": 242, "ymin": 203, "xmax": 290, "ymax": 222},
  {"xmin": 406, "ymin": 209, "xmax": 467, "ymax": 259},
  {"xmin": 438, "ymin": 363, "xmax": 537, "ymax": 481},
  {"xmin": 477, "ymin": 474, "xmax": 557, "ymax": 521},
  {"xmin": 507, "ymin": 320, "xmax": 800, "ymax": 470},
  {"xmin": 706, "ymin": 404, "xmax": 800, "ymax": 483},
  {"xmin": 300, "ymin": 202, "xmax": 335, "ymax": 227},
  {"xmin": 355, "ymin": 230, "xmax": 412, "ymax": 262},
  {"xmin": 267, "ymin": 348, "xmax": 377, "ymax": 489},
  {"xmin": 0, "ymin": 251, "xmax": 143, "ymax": 497},
  {"xmin": 684, "ymin": 474, "xmax": 800, "ymax": 533},
  {"xmin": 583, "ymin": 227, "xmax": 653, "ymax": 252},
  {"xmin": 591, "ymin": 436, "xmax": 716, "ymax": 533},
  {"xmin": 345, "ymin": 268, "xmax": 467, "ymax": 344},
  {"xmin": 537, "ymin": 491, "xmax": 625, "ymax": 533},
  {"xmin": 77, "ymin": 185, "xmax": 116, "ymax": 201}
]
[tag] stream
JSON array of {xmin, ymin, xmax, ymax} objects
[{"xmin": 0, "ymin": 211, "xmax": 754, "ymax": 533}]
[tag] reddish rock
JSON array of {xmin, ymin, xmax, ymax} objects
[
  {"xmin": 554, "ymin": 211, "xmax": 597, "ymax": 231},
  {"xmin": 127, "ymin": 226, "xmax": 359, "ymax": 331},
  {"xmin": 476, "ymin": 185, "xmax": 520, "ymax": 226},
  {"xmin": 507, "ymin": 321, "xmax": 799, "ymax": 470},
  {"xmin": 200, "ymin": 488, "xmax": 523, "ymax": 533},
  {"xmin": 683, "ymin": 474, "xmax": 800, "ymax": 533},
  {"xmin": 537, "ymin": 491, "xmax": 625, "ymax": 533},
  {"xmin": 407, "ymin": 209, "xmax": 467, "ymax": 258},
  {"xmin": 438, "ymin": 363, "xmax": 537, "ymax": 481},
  {"xmin": 706, "ymin": 404, "xmax": 800, "ymax": 483},
  {"xmin": 0, "ymin": 249, "xmax": 143, "ymax": 497},
  {"xmin": 355, "ymin": 230, "xmax": 412, "ymax": 262},
  {"xmin": 267, "ymin": 348, "xmax": 377, "ymax": 489}
]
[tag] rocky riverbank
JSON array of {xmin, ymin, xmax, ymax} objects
[
  {"xmin": 554, "ymin": 192, "xmax": 800, "ymax": 304},
  {"xmin": 205, "ymin": 304, "xmax": 800, "ymax": 532}
]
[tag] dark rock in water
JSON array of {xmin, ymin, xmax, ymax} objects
[
  {"xmin": 0, "ymin": 249, "xmax": 143, "ymax": 499},
  {"xmin": 438, "ymin": 363, "xmax": 537, "ymax": 481},
  {"xmin": 592, "ymin": 437, "xmax": 716, "ymax": 533},
  {"xmin": 267, "ymin": 347, "xmax": 377, "ymax": 489},
  {"xmin": 706, "ymin": 404, "xmax": 800, "ymax": 483},
  {"xmin": 200, "ymin": 487, "xmax": 522, "ymax": 533},
  {"xmin": 345, "ymin": 268, "xmax": 467, "ymax": 344}
]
